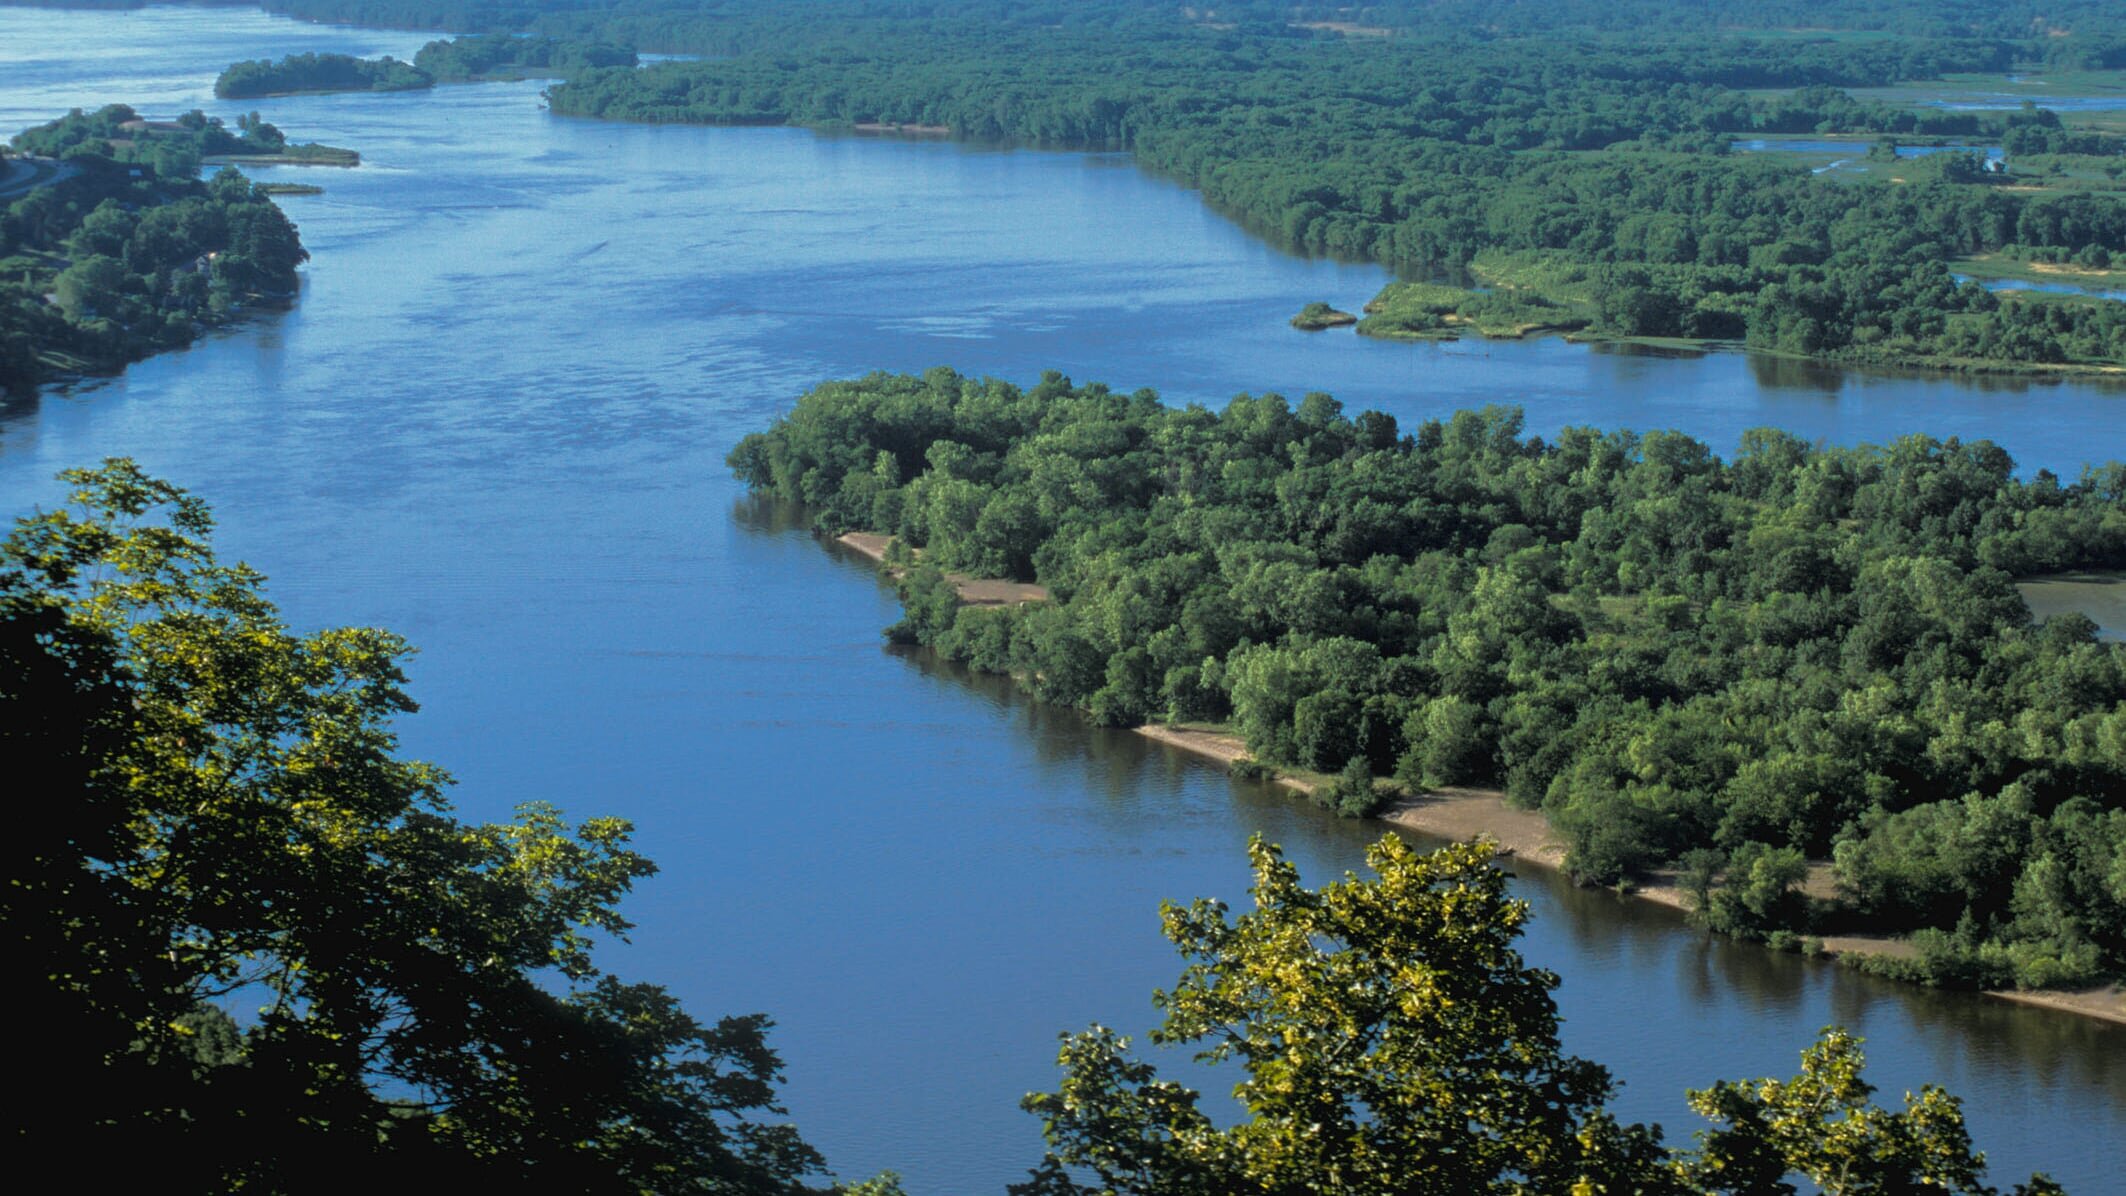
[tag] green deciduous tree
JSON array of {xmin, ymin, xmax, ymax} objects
[
  {"xmin": 1017, "ymin": 835, "xmax": 1680, "ymax": 1195},
  {"xmin": 1683, "ymin": 1028, "xmax": 2064, "ymax": 1196},
  {"xmin": 3, "ymin": 461, "xmax": 827, "ymax": 1193},
  {"xmin": 1017, "ymin": 833, "xmax": 2067, "ymax": 1196}
]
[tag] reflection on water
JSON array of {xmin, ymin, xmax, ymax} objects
[{"xmin": 2019, "ymin": 572, "xmax": 2126, "ymax": 641}]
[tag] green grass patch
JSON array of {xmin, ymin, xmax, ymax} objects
[
  {"xmin": 1954, "ymin": 253, "xmax": 2126, "ymax": 291},
  {"xmin": 1290, "ymin": 301, "xmax": 1357, "ymax": 330},
  {"xmin": 1358, "ymin": 253, "xmax": 1596, "ymax": 341}
]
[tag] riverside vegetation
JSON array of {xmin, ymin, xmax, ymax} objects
[
  {"xmin": 731, "ymin": 369, "xmax": 2126, "ymax": 992},
  {"xmin": 3, "ymin": 105, "xmax": 313, "ymax": 394},
  {"xmin": 7, "ymin": 462, "xmax": 2074, "ymax": 1195}
]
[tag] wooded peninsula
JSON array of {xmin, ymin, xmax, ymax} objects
[
  {"xmin": 732, "ymin": 368, "xmax": 2126, "ymax": 993},
  {"xmin": 2, "ymin": 105, "xmax": 314, "ymax": 393}
]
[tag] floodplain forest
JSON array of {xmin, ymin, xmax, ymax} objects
[{"xmin": 733, "ymin": 369, "xmax": 2126, "ymax": 992}]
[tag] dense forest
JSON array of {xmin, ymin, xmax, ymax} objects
[
  {"xmin": 7, "ymin": 462, "xmax": 2074, "ymax": 1194},
  {"xmin": 539, "ymin": 13, "xmax": 2126, "ymax": 372},
  {"xmin": 2, "ymin": 106, "xmax": 312, "ymax": 394},
  {"xmin": 215, "ymin": 51, "xmax": 432, "ymax": 98},
  {"xmin": 732, "ymin": 370, "xmax": 2126, "ymax": 990},
  {"xmin": 21, "ymin": 4, "xmax": 2126, "ymax": 370},
  {"xmin": 412, "ymin": 34, "xmax": 636, "ymax": 81}
]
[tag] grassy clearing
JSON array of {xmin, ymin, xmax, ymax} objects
[
  {"xmin": 1954, "ymin": 253, "xmax": 2126, "ymax": 290},
  {"xmin": 1290, "ymin": 301, "xmax": 1357, "ymax": 330},
  {"xmin": 1357, "ymin": 252, "xmax": 1598, "ymax": 341}
]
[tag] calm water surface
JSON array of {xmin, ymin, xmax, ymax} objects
[
  {"xmin": 2020, "ymin": 574, "xmax": 2126, "ymax": 641},
  {"xmin": 3, "ymin": 8, "xmax": 2122, "ymax": 1192}
]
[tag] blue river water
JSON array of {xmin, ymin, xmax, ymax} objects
[{"xmin": 3, "ymin": 7, "xmax": 2123, "ymax": 1191}]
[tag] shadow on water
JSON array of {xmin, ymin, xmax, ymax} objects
[
  {"xmin": 1585, "ymin": 340, "xmax": 1716, "ymax": 362},
  {"xmin": 730, "ymin": 492, "xmax": 819, "ymax": 538}
]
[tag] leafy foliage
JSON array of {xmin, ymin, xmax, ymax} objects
[
  {"xmin": 2, "ymin": 462, "xmax": 827, "ymax": 1193},
  {"xmin": 215, "ymin": 51, "xmax": 433, "ymax": 98},
  {"xmin": 1015, "ymin": 834, "xmax": 2066, "ymax": 1195}
]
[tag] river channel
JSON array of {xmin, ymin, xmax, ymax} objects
[{"xmin": 3, "ymin": 7, "xmax": 2123, "ymax": 1191}]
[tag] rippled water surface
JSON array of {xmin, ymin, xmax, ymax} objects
[{"xmin": 3, "ymin": 8, "xmax": 2123, "ymax": 1192}]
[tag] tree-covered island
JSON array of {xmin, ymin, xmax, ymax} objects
[
  {"xmin": 733, "ymin": 369, "xmax": 2126, "ymax": 995},
  {"xmin": 214, "ymin": 38, "xmax": 639, "ymax": 97},
  {"xmin": 3, "ymin": 105, "xmax": 320, "ymax": 394},
  {"xmin": 215, "ymin": 51, "xmax": 431, "ymax": 98}
]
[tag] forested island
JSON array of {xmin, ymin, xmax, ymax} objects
[
  {"xmin": 215, "ymin": 51, "xmax": 430, "ymax": 98},
  {"xmin": 732, "ymin": 369, "xmax": 2126, "ymax": 994},
  {"xmin": 2, "ymin": 105, "xmax": 313, "ymax": 394},
  {"xmin": 214, "ymin": 38, "xmax": 638, "ymax": 97}
]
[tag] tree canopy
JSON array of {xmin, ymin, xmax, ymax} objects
[
  {"xmin": 733, "ymin": 370, "xmax": 2126, "ymax": 989},
  {"xmin": 3, "ymin": 461, "xmax": 828, "ymax": 1193},
  {"xmin": 4, "ymin": 105, "xmax": 316, "ymax": 394},
  {"xmin": 215, "ymin": 51, "xmax": 433, "ymax": 98},
  {"xmin": 1014, "ymin": 833, "xmax": 2067, "ymax": 1196}
]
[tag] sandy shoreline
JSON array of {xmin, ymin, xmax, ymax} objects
[
  {"xmin": 835, "ymin": 532, "xmax": 1048, "ymax": 605},
  {"xmin": 1132, "ymin": 723, "xmax": 2126, "ymax": 1026}
]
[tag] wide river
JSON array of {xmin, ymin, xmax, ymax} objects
[{"xmin": 4, "ymin": 7, "xmax": 2123, "ymax": 1191}]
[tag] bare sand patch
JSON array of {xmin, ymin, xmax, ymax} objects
[
  {"xmin": 2028, "ymin": 261, "xmax": 2115, "ymax": 278},
  {"xmin": 834, "ymin": 532, "xmax": 1048, "ymax": 604},
  {"xmin": 1987, "ymin": 985, "xmax": 2126, "ymax": 1024},
  {"xmin": 1292, "ymin": 20, "xmax": 1393, "ymax": 36},
  {"xmin": 851, "ymin": 122, "xmax": 950, "ymax": 136}
]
